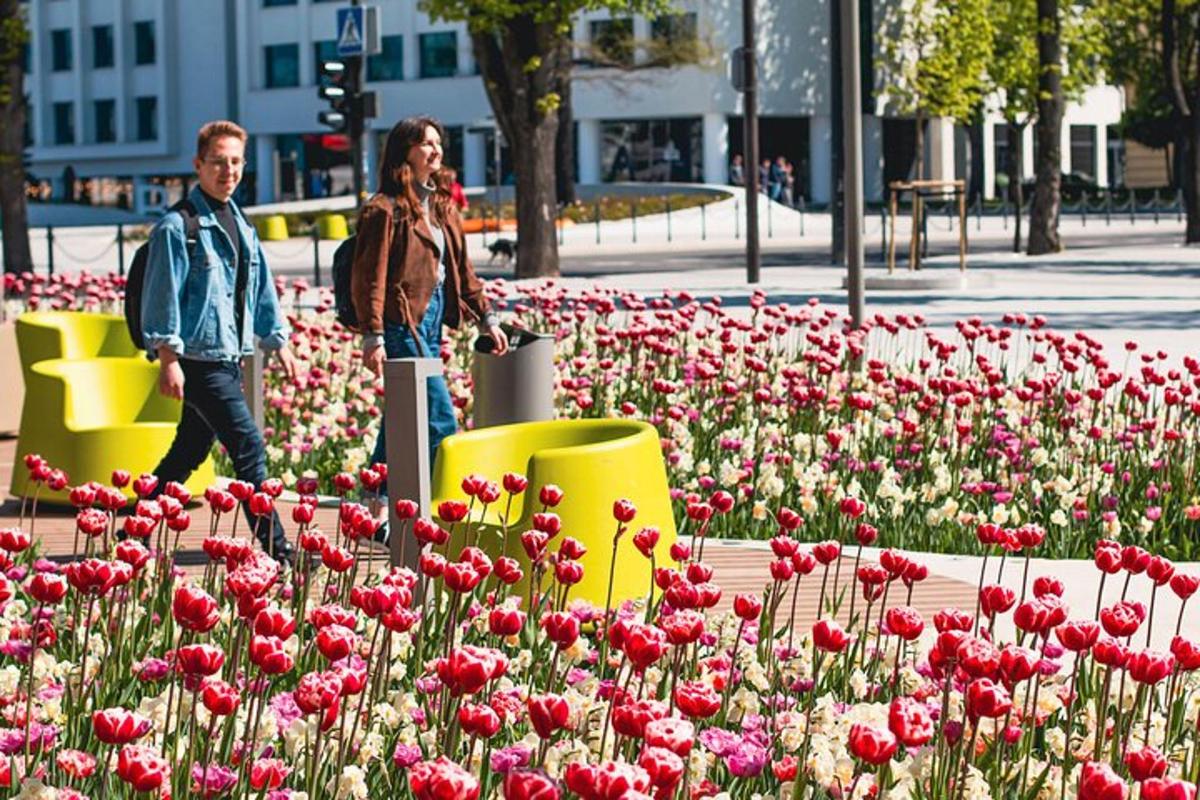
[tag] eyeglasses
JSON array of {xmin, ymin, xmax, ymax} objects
[{"xmin": 203, "ymin": 157, "xmax": 244, "ymax": 169}]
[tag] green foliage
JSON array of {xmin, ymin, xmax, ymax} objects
[
  {"xmin": 422, "ymin": 0, "xmax": 673, "ymax": 35},
  {"xmin": 0, "ymin": 7, "xmax": 30, "ymax": 107},
  {"xmin": 878, "ymin": 0, "xmax": 995, "ymax": 124},
  {"xmin": 1095, "ymin": 0, "xmax": 1198, "ymax": 149}
]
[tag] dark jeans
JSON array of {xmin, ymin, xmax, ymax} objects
[
  {"xmin": 153, "ymin": 358, "xmax": 290, "ymax": 555},
  {"xmin": 370, "ymin": 283, "xmax": 458, "ymax": 473}
]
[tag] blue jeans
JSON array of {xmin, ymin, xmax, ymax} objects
[
  {"xmin": 370, "ymin": 283, "xmax": 458, "ymax": 471},
  {"xmin": 153, "ymin": 358, "xmax": 290, "ymax": 555}
]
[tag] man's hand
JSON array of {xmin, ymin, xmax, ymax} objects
[
  {"xmin": 488, "ymin": 325, "xmax": 510, "ymax": 356},
  {"xmin": 363, "ymin": 343, "xmax": 385, "ymax": 377},
  {"xmin": 275, "ymin": 346, "xmax": 299, "ymax": 381},
  {"xmin": 157, "ymin": 347, "xmax": 184, "ymax": 400}
]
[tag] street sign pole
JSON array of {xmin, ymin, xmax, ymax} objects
[
  {"xmin": 741, "ymin": 0, "xmax": 760, "ymax": 285},
  {"xmin": 841, "ymin": 0, "xmax": 865, "ymax": 327}
]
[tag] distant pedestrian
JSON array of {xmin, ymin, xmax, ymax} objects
[
  {"xmin": 443, "ymin": 167, "xmax": 469, "ymax": 211},
  {"xmin": 769, "ymin": 156, "xmax": 786, "ymax": 202},
  {"xmin": 759, "ymin": 159, "xmax": 770, "ymax": 194},
  {"xmin": 729, "ymin": 154, "xmax": 745, "ymax": 186}
]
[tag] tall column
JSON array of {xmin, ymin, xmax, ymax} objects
[
  {"xmin": 701, "ymin": 113, "xmax": 728, "ymax": 185},
  {"xmin": 809, "ymin": 114, "xmax": 832, "ymax": 204},
  {"xmin": 862, "ymin": 115, "xmax": 883, "ymax": 202},
  {"xmin": 577, "ymin": 118, "xmax": 601, "ymax": 185},
  {"xmin": 982, "ymin": 120, "xmax": 996, "ymax": 200},
  {"xmin": 464, "ymin": 130, "xmax": 487, "ymax": 187},
  {"xmin": 255, "ymin": 134, "xmax": 276, "ymax": 205},
  {"xmin": 1095, "ymin": 124, "xmax": 1108, "ymax": 187},
  {"xmin": 1021, "ymin": 125, "xmax": 1035, "ymax": 179},
  {"xmin": 927, "ymin": 117, "xmax": 956, "ymax": 181}
]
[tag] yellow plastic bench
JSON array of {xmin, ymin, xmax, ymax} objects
[
  {"xmin": 15, "ymin": 311, "xmax": 137, "ymax": 384},
  {"xmin": 432, "ymin": 419, "xmax": 677, "ymax": 607},
  {"xmin": 9, "ymin": 357, "xmax": 216, "ymax": 503}
]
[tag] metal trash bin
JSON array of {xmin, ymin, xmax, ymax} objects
[{"xmin": 471, "ymin": 324, "xmax": 554, "ymax": 428}]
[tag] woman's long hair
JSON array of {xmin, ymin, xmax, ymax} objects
[{"xmin": 378, "ymin": 116, "xmax": 452, "ymax": 223}]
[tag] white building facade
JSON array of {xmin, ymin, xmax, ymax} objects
[{"xmin": 23, "ymin": 0, "xmax": 1125, "ymax": 208}]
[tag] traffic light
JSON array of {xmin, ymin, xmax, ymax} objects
[{"xmin": 318, "ymin": 59, "xmax": 358, "ymax": 133}]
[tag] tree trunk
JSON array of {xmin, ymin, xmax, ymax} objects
[
  {"xmin": 469, "ymin": 13, "xmax": 563, "ymax": 278},
  {"xmin": 1027, "ymin": 0, "xmax": 1063, "ymax": 255},
  {"xmin": 0, "ymin": 0, "xmax": 32, "ymax": 275},
  {"xmin": 1184, "ymin": 114, "xmax": 1200, "ymax": 243},
  {"xmin": 1008, "ymin": 122, "xmax": 1024, "ymax": 253},
  {"xmin": 1163, "ymin": 0, "xmax": 1200, "ymax": 243},
  {"xmin": 554, "ymin": 40, "xmax": 576, "ymax": 206}
]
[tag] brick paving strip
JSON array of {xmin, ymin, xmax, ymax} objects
[{"xmin": 0, "ymin": 438, "xmax": 978, "ymax": 627}]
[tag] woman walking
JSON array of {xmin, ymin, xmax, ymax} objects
[{"xmin": 352, "ymin": 116, "xmax": 508, "ymax": 477}]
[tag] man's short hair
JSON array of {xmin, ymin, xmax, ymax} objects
[{"xmin": 196, "ymin": 121, "xmax": 248, "ymax": 160}]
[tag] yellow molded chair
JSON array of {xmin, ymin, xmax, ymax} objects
[
  {"xmin": 15, "ymin": 311, "xmax": 137, "ymax": 383},
  {"xmin": 432, "ymin": 419, "xmax": 677, "ymax": 607},
  {"xmin": 9, "ymin": 357, "xmax": 216, "ymax": 503}
]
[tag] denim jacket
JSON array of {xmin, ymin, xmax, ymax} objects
[{"xmin": 141, "ymin": 186, "xmax": 288, "ymax": 361}]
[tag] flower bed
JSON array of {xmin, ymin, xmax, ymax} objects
[
  {"xmin": 4, "ymin": 453, "xmax": 1200, "ymax": 799},
  {"xmin": 7, "ymin": 270, "xmax": 1200, "ymax": 560}
]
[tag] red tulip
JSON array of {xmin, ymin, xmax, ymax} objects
[
  {"xmin": 201, "ymin": 680, "xmax": 241, "ymax": 716},
  {"xmin": 934, "ymin": 607, "xmax": 973, "ymax": 632},
  {"xmin": 294, "ymin": 670, "xmax": 343, "ymax": 713},
  {"xmin": 27, "ymin": 573, "xmax": 68, "ymax": 605},
  {"xmin": 172, "ymin": 585, "xmax": 220, "ymax": 633},
  {"xmin": 1077, "ymin": 761, "xmax": 1128, "ymax": 800},
  {"xmin": 564, "ymin": 761, "xmax": 651, "ymax": 800},
  {"xmin": 957, "ymin": 637, "xmax": 1000, "ymax": 679},
  {"xmin": 1148, "ymin": 556, "xmax": 1176, "ymax": 586},
  {"xmin": 116, "ymin": 744, "xmax": 170, "ymax": 793},
  {"xmin": 813, "ymin": 619, "xmax": 849, "ymax": 653},
  {"xmin": 980, "ymin": 584, "xmax": 1016, "ymax": 617},
  {"xmin": 458, "ymin": 702, "xmax": 502, "ymax": 738},
  {"xmin": 1172, "ymin": 636, "xmax": 1200, "ymax": 671},
  {"xmin": 249, "ymin": 759, "xmax": 291, "ymax": 792},
  {"xmin": 111, "ymin": 469, "xmax": 131, "ymax": 488},
  {"xmin": 1033, "ymin": 576, "xmax": 1065, "ymax": 597},
  {"xmin": 132, "ymin": 474, "xmax": 158, "ymax": 498},
  {"xmin": 493, "ymin": 557, "xmax": 523, "ymax": 585},
  {"xmin": 315, "ymin": 624, "xmax": 358, "ymax": 662},
  {"xmin": 56, "ymin": 749, "xmax": 97, "ymax": 779},
  {"xmin": 621, "ymin": 623, "xmax": 668, "ymax": 670},
  {"xmin": 176, "ymin": 643, "xmax": 225, "ymax": 676},
  {"xmin": 632, "ymin": 527, "xmax": 660, "ymax": 559},
  {"xmin": 1141, "ymin": 778, "xmax": 1198, "ymax": 800},
  {"xmin": 885, "ymin": 606, "xmax": 924, "ymax": 640},
  {"xmin": 503, "ymin": 473, "xmax": 529, "ymax": 495},
  {"xmin": 409, "ymin": 757, "xmax": 481, "ymax": 800},
  {"xmin": 0, "ymin": 528, "xmax": 31, "ymax": 553},
  {"xmin": 541, "ymin": 612, "xmax": 581, "ymax": 651},
  {"xmin": 1100, "ymin": 602, "xmax": 1143, "ymax": 638},
  {"xmin": 966, "ymin": 677, "xmax": 1013, "ymax": 718},
  {"xmin": 554, "ymin": 559, "xmax": 584, "ymax": 586},
  {"xmin": 253, "ymin": 607, "xmax": 297, "ymax": 639},
  {"xmin": 1057, "ymin": 620, "xmax": 1101, "ymax": 652},
  {"xmin": 998, "ymin": 645, "xmax": 1040, "ymax": 685},
  {"xmin": 93, "ymin": 708, "xmax": 152, "ymax": 745},
  {"xmin": 848, "ymin": 723, "xmax": 897, "ymax": 765},
  {"xmin": 437, "ymin": 500, "xmax": 469, "ymax": 524},
  {"xmin": 638, "ymin": 746, "xmax": 685, "ymax": 790},
  {"xmin": 612, "ymin": 499, "xmax": 637, "ymax": 524},
  {"xmin": 839, "ymin": 496, "xmax": 867, "ymax": 518},
  {"xmin": 1092, "ymin": 637, "xmax": 1131, "ymax": 669},
  {"xmin": 888, "ymin": 697, "xmax": 934, "ymax": 746},
  {"xmin": 489, "ymin": 608, "xmax": 526, "ymax": 637},
  {"xmin": 1124, "ymin": 746, "xmax": 1168, "ymax": 781},
  {"xmin": 443, "ymin": 562, "xmax": 483, "ymax": 593},
  {"xmin": 436, "ymin": 645, "xmax": 507, "ymax": 695},
  {"xmin": 733, "ymin": 593, "xmax": 763, "ymax": 621},
  {"xmin": 1172, "ymin": 573, "xmax": 1200, "ymax": 600},
  {"xmin": 503, "ymin": 770, "xmax": 559, "ymax": 800},
  {"xmin": 644, "ymin": 716, "xmax": 694, "ymax": 757},
  {"xmin": 528, "ymin": 693, "xmax": 571, "ymax": 738},
  {"xmin": 673, "ymin": 680, "xmax": 720, "ymax": 719},
  {"xmin": 1128, "ymin": 649, "xmax": 1174, "ymax": 685}
]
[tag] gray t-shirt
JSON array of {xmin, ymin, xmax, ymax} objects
[{"xmin": 415, "ymin": 180, "xmax": 445, "ymax": 284}]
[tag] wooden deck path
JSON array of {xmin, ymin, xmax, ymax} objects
[{"xmin": 0, "ymin": 438, "xmax": 977, "ymax": 626}]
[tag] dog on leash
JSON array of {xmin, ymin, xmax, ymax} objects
[{"xmin": 487, "ymin": 238, "xmax": 517, "ymax": 269}]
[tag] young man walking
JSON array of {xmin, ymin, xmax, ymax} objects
[{"xmin": 141, "ymin": 120, "xmax": 298, "ymax": 562}]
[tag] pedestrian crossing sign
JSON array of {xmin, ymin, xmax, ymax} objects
[{"xmin": 337, "ymin": 7, "xmax": 364, "ymax": 56}]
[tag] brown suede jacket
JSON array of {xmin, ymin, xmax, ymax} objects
[{"xmin": 350, "ymin": 192, "xmax": 490, "ymax": 337}]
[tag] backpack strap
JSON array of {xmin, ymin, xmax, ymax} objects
[{"xmin": 172, "ymin": 199, "xmax": 201, "ymax": 249}]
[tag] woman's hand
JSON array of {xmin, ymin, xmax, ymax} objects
[
  {"xmin": 488, "ymin": 325, "xmax": 510, "ymax": 356},
  {"xmin": 363, "ymin": 342, "xmax": 385, "ymax": 377}
]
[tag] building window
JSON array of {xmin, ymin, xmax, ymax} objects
[
  {"xmin": 136, "ymin": 96, "xmax": 158, "ymax": 141},
  {"xmin": 600, "ymin": 118, "xmax": 702, "ymax": 182},
  {"xmin": 313, "ymin": 40, "xmax": 338, "ymax": 84},
  {"xmin": 368, "ymin": 34, "xmax": 403, "ymax": 82},
  {"xmin": 22, "ymin": 42, "xmax": 31, "ymax": 73},
  {"xmin": 134, "ymin": 21, "xmax": 156, "ymax": 65},
  {"xmin": 1069, "ymin": 125, "xmax": 1097, "ymax": 181},
  {"xmin": 263, "ymin": 0, "xmax": 298, "ymax": 5},
  {"xmin": 53, "ymin": 102, "xmax": 74, "ymax": 145},
  {"xmin": 589, "ymin": 19, "xmax": 634, "ymax": 68},
  {"xmin": 265, "ymin": 44, "xmax": 300, "ymax": 88},
  {"xmin": 94, "ymin": 99, "xmax": 116, "ymax": 143},
  {"xmin": 419, "ymin": 32, "xmax": 457, "ymax": 79},
  {"xmin": 648, "ymin": 13, "xmax": 699, "ymax": 64},
  {"xmin": 92, "ymin": 25, "xmax": 114, "ymax": 68},
  {"xmin": 51, "ymin": 29, "xmax": 72, "ymax": 72}
]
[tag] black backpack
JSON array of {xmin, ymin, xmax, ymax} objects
[
  {"xmin": 331, "ymin": 235, "xmax": 358, "ymax": 329},
  {"xmin": 124, "ymin": 200, "xmax": 200, "ymax": 351}
]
